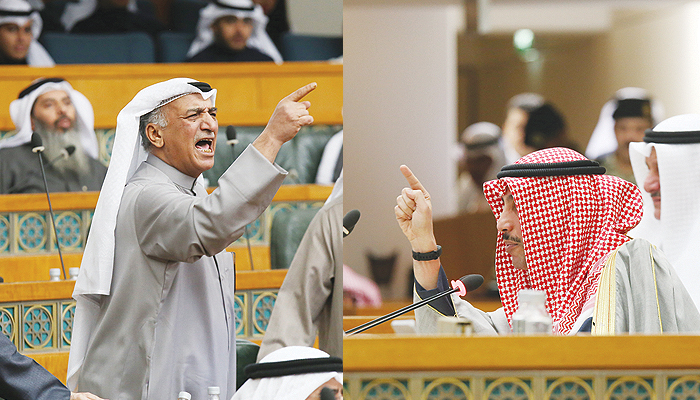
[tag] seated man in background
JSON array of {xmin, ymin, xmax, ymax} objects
[
  {"xmin": 0, "ymin": 0, "xmax": 54, "ymax": 66},
  {"xmin": 64, "ymin": 0, "xmax": 164, "ymax": 36},
  {"xmin": 187, "ymin": 0, "xmax": 282, "ymax": 63},
  {"xmin": 590, "ymin": 89, "xmax": 658, "ymax": 183},
  {"xmin": 586, "ymin": 87, "xmax": 662, "ymax": 183},
  {"xmin": 0, "ymin": 78, "xmax": 108, "ymax": 194},
  {"xmin": 395, "ymin": 147, "xmax": 700, "ymax": 335},
  {"xmin": 456, "ymin": 121, "xmax": 506, "ymax": 213},
  {"xmin": 629, "ymin": 114, "xmax": 700, "ymax": 309},
  {"xmin": 233, "ymin": 346, "xmax": 342, "ymax": 400},
  {"xmin": 500, "ymin": 92, "xmax": 544, "ymax": 162}
]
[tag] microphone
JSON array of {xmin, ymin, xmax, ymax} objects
[
  {"xmin": 320, "ymin": 387, "xmax": 336, "ymax": 400},
  {"xmin": 30, "ymin": 133, "xmax": 67, "ymax": 280},
  {"xmin": 226, "ymin": 125, "xmax": 238, "ymax": 146},
  {"xmin": 343, "ymin": 209, "xmax": 361, "ymax": 238},
  {"xmin": 344, "ymin": 274, "xmax": 484, "ymax": 335},
  {"xmin": 30, "ymin": 132, "xmax": 45, "ymax": 153},
  {"xmin": 45, "ymin": 145, "xmax": 76, "ymax": 167}
]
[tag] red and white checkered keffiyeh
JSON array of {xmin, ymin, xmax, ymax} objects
[{"xmin": 483, "ymin": 147, "xmax": 643, "ymax": 334}]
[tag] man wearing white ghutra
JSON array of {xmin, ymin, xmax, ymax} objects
[{"xmin": 67, "ymin": 78, "xmax": 317, "ymax": 400}]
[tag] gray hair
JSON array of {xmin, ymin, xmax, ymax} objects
[{"xmin": 138, "ymin": 106, "xmax": 168, "ymax": 151}]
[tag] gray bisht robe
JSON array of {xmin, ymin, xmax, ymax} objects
[
  {"xmin": 0, "ymin": 143, "xmax": 107, "ymax": 193},
  {"xmin": 77, "ymin": 145, "xmax": 286, "ymax": 400},
  {"xmin": 414, "ymin": 238, "xmax": 700, "ymax": 335},
  {"xmin": 257, "ymin": 194, "xmax": 343, "ymax": 360}
]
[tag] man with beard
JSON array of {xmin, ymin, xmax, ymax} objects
[{"xmin": 0, "ymin": 78, "xmax": 108, "ymax": 194}]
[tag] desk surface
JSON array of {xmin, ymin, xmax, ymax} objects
[{"xmin": 344, "ymin": 334, "xmax": 700, "ymax": 371}]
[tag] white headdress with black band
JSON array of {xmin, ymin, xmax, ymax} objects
[
  {"xmin": 233, "ymin": 346, "xmax": 343, "ymax": 400},
  {"xmin": 0, "ymin": 0, "xmax": 54, "ymax": 66},
  {"xmin": 187, "ymin": 0, "xmax": 282, "ymax": 63},
  {"xmin": 585, "ymin": 87, "xmax": 664, "ymax": 160},
  {"xmin": 0, "ymin": 77, "xmax": 98, "ymax": 159},
  {"xmin": 67, "ymin": 78, "xmax": 217, "ymax": 389},
  {"xmin": 629, "ymin": 114, "xmax": 700, "ymax": 308}
]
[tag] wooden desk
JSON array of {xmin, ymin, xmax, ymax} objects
[{"xmin": 343, "ymin": 335, "xmax": 700, "ymax": 399}]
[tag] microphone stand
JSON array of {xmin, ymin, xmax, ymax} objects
[
  {"xmin": 33, "ymin": 142, "xmax": 67, "ymax": 280},
  {"xmin": 345, "ymin": 283, "xmax": 464, "ymax": 336},
  {"xmin": 226, "ymin": 126, "xmax": 255, "ymax": 270}
]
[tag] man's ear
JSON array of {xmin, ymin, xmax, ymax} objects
[{"xmin": 146, "ymin": 124, "xmax": 165, "ymax": 148}]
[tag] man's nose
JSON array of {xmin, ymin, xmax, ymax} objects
[
  {"xmin": 200, "ymin": 112, "xmax": 217, "ymax": 131},
  {"xmin": 496, "ymin": 212, "xmax": 512, "ymax": 233}
]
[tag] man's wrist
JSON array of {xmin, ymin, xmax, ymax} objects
[{"xmin": 412, "ymin": 245, "xmax": 442, "ymax": 261}]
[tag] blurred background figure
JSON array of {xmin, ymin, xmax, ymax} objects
[
  {"xmin": 343, "ymin": 263, "xmax": 382, "ymax": 308},
  {"xmin": 0, "ymin": 0, "xmax": 54, "ymax": 66},
  {"xmin": 501, "ymin": 92, "xmax": 545, "ymax": 162},
  {"xmin": 456, "ymin": 122, "xmax": 506, "ymax": 214},
  {"xmin": 586, "ymin": 87, "xmax": 663, "ymax": 183},
  {"xmin": 187, "ymin": 0, "xmax": 282, "ymax": 63},
  {"xmin": 252, "ymin": 0, "xmax": 288, "ymax": 52},
  {"xmin": 62, "ymin": 0, "xmax": 164, "ymax": 36},
  {"xmin": 523, "ymin": 102, "xmax": 578, "ymax": 152}
]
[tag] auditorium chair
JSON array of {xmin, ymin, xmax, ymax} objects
[
  {"xmin": 280, "ymin": 33, "xmax": 342, "ymax": 61},
  {"xmin": 40, "ymin": 32, "xmax": 156, "ymax": 64},
  {"xmin": 269, "ymin": 206, "xmax": 320, "ymax": 270},
  {"xmin": 236, "ymin": 338, "xmax": 260, "ymax": 389}
]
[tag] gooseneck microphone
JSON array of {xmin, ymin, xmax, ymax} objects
[
  {"xmin": 225, "ymin": 125, "xmax": 238, "ymax": 146},
  {"xmin": 31, "ymin": 133, "xmax": 67, "ymax": 280},
  {"xmin": 343, "ymin": 209, "xmax": 360, "ymax": 238},
  {"xmin": 45, "ymin": 145, "xmax": 76, "ymax": 167},
  {"xmin": 344, "ymin": 274, "xmax": 484, "ymax": 335}
]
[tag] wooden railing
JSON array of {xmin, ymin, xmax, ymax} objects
[
  {"xmin": 0, "ymin": 184, "xmax": 332, "ymax": 281},
  {"xmin": 0, "ymin": 62, "xmax": 343, "ymax": 130},
  {"xmin": 9, "ymin": 269, "xmax": 288, "ymax": 384}
]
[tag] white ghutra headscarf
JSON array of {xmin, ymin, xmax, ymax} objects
[
  {"xmin": 67, "ymin": 78, "xmax": 217, "ymax": 389},
  {"xmin": 629, "ymin": 114, "xmax": 700, "ymax": 309},
  {"xmin": 0, "ymin": 0, "xmax": 54, "ymax": 66},
  {"xmin": 233, "ymin": 346, "xmax": 343, "ymax": 400},
  {"xmin": 187, "ymin": 0, "xmax": 282, "ymax": 63},
  {"xmin": 0, "ymin": 78, "xmax": 98, "ymax": 159},
  {"xmin": 585, "ymin": 87, "xmax": 664, "ymax": 160}
]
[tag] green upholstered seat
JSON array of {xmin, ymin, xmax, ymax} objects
[
  {"xmin": 269, "ymin": 207, "xmax": 320, "ymax": 269},
  {"xmin": 236, "ymin": 338, "xmax": 260, "ymax": 390}
]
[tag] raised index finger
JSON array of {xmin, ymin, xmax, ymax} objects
[
  {"xmin": 400, "ymin": 164, "xmax": 428, "ymax": 193},
  {"xmin": 285, "ymin": 82, "xmax": 317, "ymax": 102}
]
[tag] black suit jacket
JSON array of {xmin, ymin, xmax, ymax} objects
[{"xmin": 0, "ymin": 333, "xmax": 70, "ymax": 400}]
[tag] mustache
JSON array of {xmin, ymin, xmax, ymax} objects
[{"xmin": 502, "ymin": 232, "xmax": 522, "ymax": 243}]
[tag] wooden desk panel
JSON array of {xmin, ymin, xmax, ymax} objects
[{"xmin": 0, "ymin": 62, "xmax": 343, "ymax": 130}]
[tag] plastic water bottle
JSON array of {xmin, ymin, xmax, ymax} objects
[
  {"xmin": 49, "ymin": 268, "xmax": 61, "ymax": 281},
  {"xmin": 177, "ymin": 392, "xmax": 191, "ymax": 400},
  {"xmin": 511, "ymin": 289, "xmax": 552, "ymax": 334},
  {"xmin": 208, "ymin": 387, "xmax": 220, "ymax": 400}
]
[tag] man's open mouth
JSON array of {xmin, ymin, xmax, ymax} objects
[{"xmin": 195, "ymin": 138, "xmax": 214, "ymax": 153}]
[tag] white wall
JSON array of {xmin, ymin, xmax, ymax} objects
[
  {"xmin": 287, "ymin": 0, "xmax": 343, "ymax": 36},
  {"xmin": 606, "ymin": 3, "xmax": 700, "ymax": 116},
  {"xmin": 344, "ymin": 0, "xmax": 464, "ymax": 297}
]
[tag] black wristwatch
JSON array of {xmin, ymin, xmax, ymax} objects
[{"xmin": 412, "ymin": 245, "xmax": 442, "ymax": 261}]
